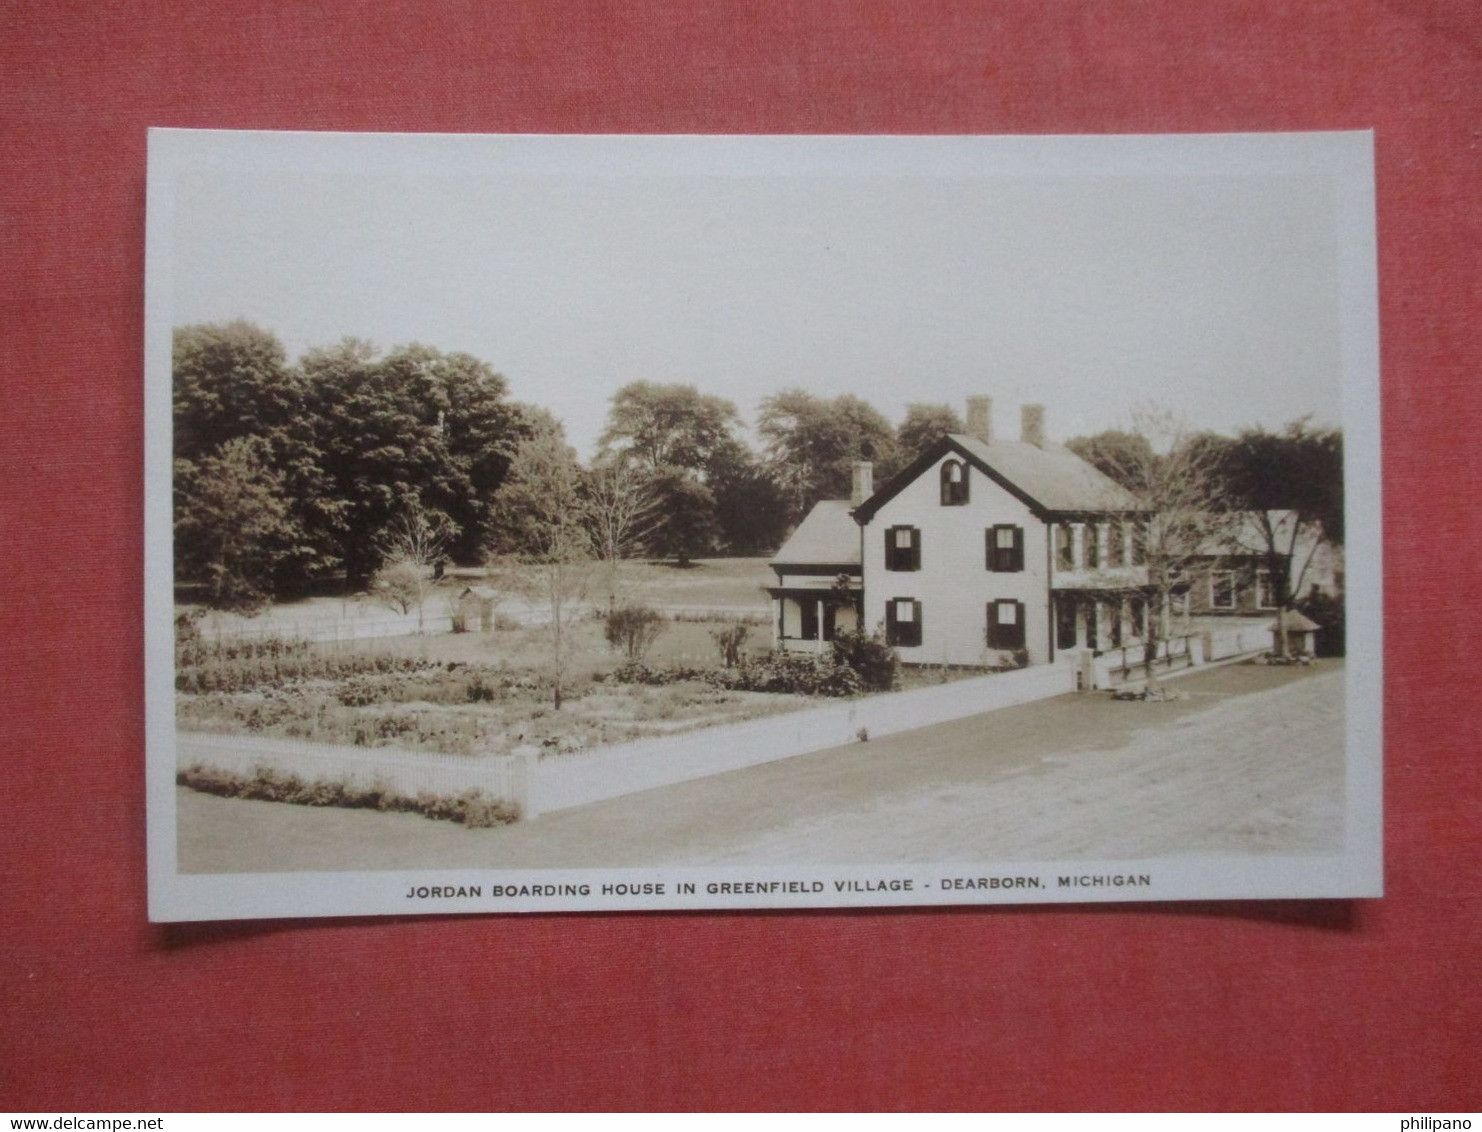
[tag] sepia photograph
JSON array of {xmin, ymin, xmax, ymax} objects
[{"xmin": 144, "ymin": 130, "xmax": 1381, "ymax": 920}]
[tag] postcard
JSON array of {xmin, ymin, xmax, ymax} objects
[{"xmin": 145, "ymin": 130, "xmax": 1381, "ymax": 920}]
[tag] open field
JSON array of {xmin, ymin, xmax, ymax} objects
[
  {"xmin": 177, "ymin": 661, "xmax": 1343, "ymax": 872},
  {"xmin": 182, "ymin": 557, "xmax": 776, "ymax": 643}
]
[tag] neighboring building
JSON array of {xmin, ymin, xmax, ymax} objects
[
  {"xmin": 1183, "ymin": 511, "xmax": 1342, "ymax": 617},
  {"xmin": 455, "ymin": 585, "xmax": 500, "ymax": 632},
  {"xmin": 769, "ymin": 397, "xmax": 1152, "ymax": 668},
  {"xmin": 1269, "ymin": 609, "xmax": 1321, "ymax": 655}
]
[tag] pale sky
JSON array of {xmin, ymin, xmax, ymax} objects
[{"xmin": 162, "ymin": 133, "xmax": 1352, "ymax": 459}]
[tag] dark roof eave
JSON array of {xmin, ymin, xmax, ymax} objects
[{"xmin": 852, "ymin": 436, "xmax": 1048, "ymax": 524}]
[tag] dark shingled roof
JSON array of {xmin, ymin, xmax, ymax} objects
[
  {"xmin": 948, "ymin": 434, "xmax": 1138, "ymax": 513},
  {"xmin": 770, "ymin": 499, "xmax": 860, "ymax": 568},
  {"xmin": 851, "ymin": 433, "xmax": 1139, "ymax": 524}
]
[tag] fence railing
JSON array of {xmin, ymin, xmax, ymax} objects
[
  {"xmin": 179, "ymin": 662, "xmax": 1077, "ymax": 821},
  {"xmin": 532, "ymin": 662, "xmax": 1076, "ymax": 814}
]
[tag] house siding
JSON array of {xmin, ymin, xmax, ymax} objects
[{"xmin": 861, "ymin": 455, "xmax": 1051, "ymax": 667}]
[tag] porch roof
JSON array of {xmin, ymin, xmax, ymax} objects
[{"xmin": 770, "ymin": 499, "xmax": 860, "ymax": 569}]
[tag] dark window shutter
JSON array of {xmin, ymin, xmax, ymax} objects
[
  {"xmin": 886, "ymin": 526, "xmax": 920, "ymax": 572},
  {"xmin": 987, "ymin": 525, "xmax": 1024, "ymax": 572},
  {"xmin": 886, "ymin": 597, "xmax": 921, "ymax": 647},
  {"xmin": 988, "ymin": 599, "xmax": 1026, "ymax": 649}
]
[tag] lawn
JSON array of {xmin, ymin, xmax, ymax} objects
[{"xmin": 182, "ymin": 557, "xmax": 776, "ymax": 644}]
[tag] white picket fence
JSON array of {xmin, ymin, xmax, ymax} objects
[
  {"xmin": 178, "ymin": 662, "xmax": 1077, "ymax": 821},
  {"xmin": 531, "ymin": 663, "xmax": 1076, "ymax": 815}
]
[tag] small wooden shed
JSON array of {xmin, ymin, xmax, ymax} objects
[
  {"xmin": 456, "ymin": 585, "xmax": 499, "ymax": 632},
  {"xmin": 1270, "ymin": 609, "xmax": 1320, "ymax": 656}
]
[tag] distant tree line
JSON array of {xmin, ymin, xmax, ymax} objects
[{"xmin": 174, "ymin": 320, "xmax": 1343, "ymax": 622}]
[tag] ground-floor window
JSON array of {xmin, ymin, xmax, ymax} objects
[
  {"xmin": 886, "ymin": 597, "xmax": 922, "ymax": 647},
  {"xmin": 987, "ymin": 599, "xmax": 1026, "ymax": 650},
  {"xmin": 1106, "ymin": 599, "xmax": 1123, "ymax": 648},
  {"xmin": 1130, "ymin": 596, "xmax": 1146, "ymax": 639},
  {"xmin": 1211, "ymin": 570, "xmax": 1237, "ymax": 610}
]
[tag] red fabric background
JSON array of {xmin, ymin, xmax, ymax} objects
[{"xmin": 2, "ymin": 1, "xmax": 1478, "ymax": 1112}]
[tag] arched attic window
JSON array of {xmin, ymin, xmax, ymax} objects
[{"xmin": 940, "ymin": 459, "xmax": 968, "ymax": 505}]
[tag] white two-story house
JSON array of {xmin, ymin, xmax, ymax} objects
[{"xmin": 768, "ymin": 397, "xmax": 1151, "ymax": 669}]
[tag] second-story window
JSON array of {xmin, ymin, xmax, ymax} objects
[
  {"xmin": 1056, "ymin": 523, "xmax": 1075, "ymax": 571},
  {"xmin": 1256, "ymin": 568, "xmax": 1279, "ymax": 609},
  {"xmin": 1083, "ymin": 523, "xmax": 1101, "ymax": 570},
  {"xmin": 885, "ymin": 525, "xmax": 921, "ymax": 571},
  {"xmin": 940, "ymin": 459, "xmax": 969, "ymax": 505},
  {"xmin": 986, "ymin": 525, "xmax": 1024, "ymax": 572},
  {"xmin": 1131, "ymin": 521, "xmax": 1148, "ymax": 565},
  {"xmin": 1106, "ymin": 522, "xmax": 1125, "ymax": 567}
]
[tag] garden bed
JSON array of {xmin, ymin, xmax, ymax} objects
[{"xmin": 175, "ymin": 617, "xmax": 813, "ymax": 759}]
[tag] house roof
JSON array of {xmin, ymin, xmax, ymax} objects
[
  {"xmin": 852, "ymin": 433, "xmax": 1138, "ymax": 523},
  {"xmin": 770, "ymin": 499, "xmax": 860, "ymax": 569},
  {"xmin": 1191, "ymin": 511, "xmax": 1301, "ymax": 556},
  {"xmin": 1271, "ymin": 609, "xmax": 1321, "ymax": 631},
  {"xmin": 460, "ymin": 585, "xmax": 499, "ymax": 600}
]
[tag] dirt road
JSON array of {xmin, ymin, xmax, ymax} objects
[{"xmin": 177, "ymin": 661, "xmax": 1344, "ymax": 872}]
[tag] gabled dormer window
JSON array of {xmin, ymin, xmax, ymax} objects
[
  {"xmin": 885, "ymin": 525, "xmax": 921, "ymax": 571},
  {"xmin": 939, "ymin": 459, "xmax": 968, "ymax": 505},
  {"xmin": 986, "ymin": 525, "xmax": 1024, "ymax": 572}
]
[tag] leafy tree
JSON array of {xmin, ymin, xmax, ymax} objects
[
  {"xmin": 301, "ymin": 340, "xmax": 527, "ymax": 586},
  {"xmin": 647, "ymin": 469, "xmax": 718, "ymax": 566},
  {"xmin": 597, "ymin": 382, "xmax": 742, "ymax": 474},
  {"xmin": 173, "ymin": 321, "xmax": 338, "ymax": 591},
  {"xmin": 897, "ymin": 403, "xmax": 965, "ymax": 461},
  {"xmin": 1065, "ymin": 430, "xmax": 1159, "ymax": 492},
  {"xmin": 488, "ymin": 432, "xmax": 595, "ymax": 710},
  {"xmin": 173, "ymin": 321, "xmax": 300, "ymax": 463},
  {"xmin": 584, "ymin": 458, "xmax": 660, "ymax": 614},
  {"xmin": 173, "ymin": 436, "xmax": 296, "ymax": 611},
  {"xmin": 1208, "ymin": 420, "xmax": 1344, "ymax": 656},
  {"xmin": 758, "ymin": 390, "xmax": 897, "ymax": 525},
  {"xmin": 707, "ymin": 437, "xmax": 791, "ymax": 555},
  {"xmin": 1099, "ymin": 409, "xmax": 1239, "ymax": 687},
  {"xmin": 370, "ymin": 504, "xmax": 455, "ymax": 631}
]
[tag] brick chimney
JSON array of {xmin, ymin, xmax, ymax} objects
[
  {"xmin": 966, "ymin": 396, "xmax": 993, "ymax": 445},
  {"xmin": 1021, "ymin": 403, "xmax": 1046, "ymax": 447},
  {"xmin": 850, "ymin": 460, "xmax": 874, "ymax": 507}
]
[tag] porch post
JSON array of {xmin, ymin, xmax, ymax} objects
[{"xmin": 815, "ymin": 598, "xmax": 826, "ymax": 655}]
